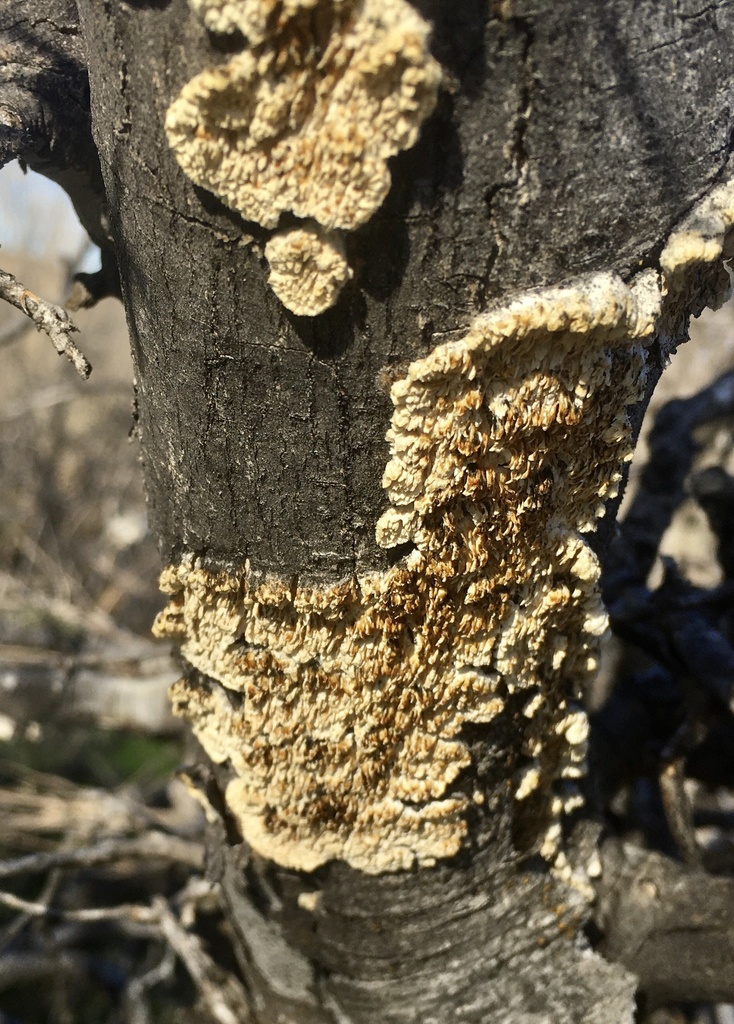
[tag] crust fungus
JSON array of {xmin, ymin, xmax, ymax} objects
[
  {"xmin": 155, "ymin": 268, "xmax": 664, "ymax": 874},
  {"xmin": 166, "ymin": 0, "xmax": 441, "ymax": 313},
  {"xmin": 264, "ymin": 224, "xmax": 352, "ymax": 315},
  {"xmin": 189, "ymin": 0, "xmax": 348, "ymax": 44}
]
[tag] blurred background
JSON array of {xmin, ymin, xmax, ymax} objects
[
  {"xmin": 0, "ymin": 165, "xmax": 205, "ymax": 1024},
  {"xmin": 0, "ymin": 161, "xmax": 162, "ymax": 637}
]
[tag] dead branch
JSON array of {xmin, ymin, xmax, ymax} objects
[
  {"xmin": 595, "ymin": 839, "xmax": 734, "ymax": 1008},
  {"xmin": 154, "ymin": 893, "xmax": 252, "ymax": 1024},
  {"xmin": 658, "ymin": 757, "xmax": 702, "ymax": 870},
  {"xmin": 0, "ymin": 875, "xmax": 251, "ymax": 1023},
  {"xmin": 124, "ymin": 946, "xmax": 177, "ymax": 1024},
  {"xmin": 0, "ymin": 888, "xmax": 158, "ymax": 924},
  {"xmin": 0, "ymin": 830, "xmax": 204, "ymax": 880},
  {"xmin": 0, "ymin": 266, "xmax": 91, "ymax": 379},
  {"xmin": 0, "ymin": 855, "xmax": 65, "ymax": 951},
  {"xmin": 0, "ymin": 643, "xmax": 180, "ymax": 736}
]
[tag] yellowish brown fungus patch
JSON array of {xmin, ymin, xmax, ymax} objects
[
  {"xmin": 168, "ymin": 0, "xmax": 440, "ymax": 231},
  {"xmin": 166, "ymin": 0, "xmax": 441, "ymax": 312},
  {"xmin": 265, "ymin": 224, "xmax": 352, "ymax": 315},
  {"xmin": 660, "ymin": 179, "xmax": 734, "ymax": 303},
  {"xmin": 190, "ymin": 0, "xmax": 347, "ymax": 44},
  {"xmin": 155, "ymin": 269, "xmax": 665, "ymax": 874}
]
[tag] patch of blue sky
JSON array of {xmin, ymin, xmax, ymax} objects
[{"xmin": 0, "ymin": 161, "xmax": 100, "ymax": 272}]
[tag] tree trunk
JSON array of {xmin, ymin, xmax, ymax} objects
[{"xmin": 4, "ymin": 1, "xmax": 734, "ymax": 1020}]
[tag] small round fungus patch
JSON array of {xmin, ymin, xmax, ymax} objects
[{"xmin": 265, "ymin": 225, "xmax": 352, "ymax": 314}]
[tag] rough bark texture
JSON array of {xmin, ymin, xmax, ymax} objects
[
  {"xmin": 4, "ymin": 1, "xmax": 734, "ymax": 1022},
  {"xmin": 68, "ymin": 0, "xmax": 734, "ymax": 580}
]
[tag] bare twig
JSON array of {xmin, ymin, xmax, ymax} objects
[
  {"xmin": 0, "ymin": 859, "xmax": 64, "ymax": 951},
  {"xmin": 0, "ymin": 875, "xmax": 208, "ymax": 924},
  {"xmin": 0, "ymin": 266, "xmax": 91, "ymax": 379},
  {"xmin": 154, "ymin": 894, "xmax": 252, "ymax": 1024},
  {"xmin": 0, "ymin": 830, "xmax": 204, "ymax": 880},
  {"xmin": 0, "ymin": 877, "xmax": 251, "ymax": 1022},
  {"xmin": 125, "ymin": 946, "xmax": 177, "ymax": 1024},
  {"xmin": 0, "ymin": 888, "xmax": 157, "ymax": 924},
  {"xmin": 659, "ymin": 757, "xmax": 702, "ymax": 869}
]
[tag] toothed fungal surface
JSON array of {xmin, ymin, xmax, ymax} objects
[
  {"xmin": 155, "ymin": 269, "xmax": 664, "ymax": 874},
  {"xmin": 265, "ymin": 225, "xmax": 352, "ymax": 315},
  {"xmin": 166, "ymin": 0, "xmax": 441, "ymax": 232}
]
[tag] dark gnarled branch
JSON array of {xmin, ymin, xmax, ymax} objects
[
  {"xmin": 0, "ymin": 0, "xmax": 119, "ymax": 303},
  {"xmin": 596, "ymin": 839, "xmax": 734, "ymax": 1009}
]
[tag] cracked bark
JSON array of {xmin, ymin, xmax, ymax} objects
[{"xmin": 4, "ymin": 1, "xmax": 734, "ymax": 1021}]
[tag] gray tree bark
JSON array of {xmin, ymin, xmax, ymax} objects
[{"xmin": 3, "ymin": 1, "xmax": 734, "ymax": 1021}]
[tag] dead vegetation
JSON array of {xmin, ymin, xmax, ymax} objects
[{"xmin": 0, "ymin": 247, "xmax": 239, "ymax": 1023}]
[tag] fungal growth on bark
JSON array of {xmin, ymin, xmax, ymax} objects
[
  {"xmin": 165, "ymin": 0, "xmax": 441, "ymax": 314},
  {"xmin": 156, "ymin": 0, "xmax": 734, "ymax": 876},
  {"xmin": 156, "ymin": 267, "xmax": 664, "ymax": 877},
  {"xmin": 264, "ymin": 224, "xmax": 352, "ymax": 316},
  {"xmin": 660, "ymin": 179, "xmax": 734, "ymax": 302},
  {"xmin": 156, "ymin": 168, "xmax": 734, "ymax": 877},
  {"xmin": 189, "ymin": 0, "xmax": 349, "ymax": 43}
]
